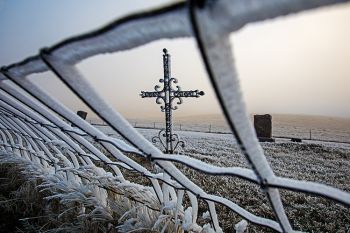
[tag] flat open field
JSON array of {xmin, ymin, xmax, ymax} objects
[
  {"xmin": 96, "ymin": 115, "xmax": 350, "ymax": 232},
  {"xmin": 121, "ymin": 114, "xmax": 350, "ymax": 143}
]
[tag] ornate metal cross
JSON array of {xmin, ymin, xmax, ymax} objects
[{"xmin": 140, "ymin": 48, "xmax": 204, "ymax": 154}]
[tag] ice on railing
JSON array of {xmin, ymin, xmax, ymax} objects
[
  {"xmin": 109, "ymin": 137, "xmax": 141, "ymax": 154},
  {"xmin": 5, "ymin": 56, "xmax": 47, "ymax": 77}
]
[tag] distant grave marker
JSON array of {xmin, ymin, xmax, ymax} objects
[
  {"xmin": 77, "ymin": 110, "xmax": 87, "ymax": 120},
  {"xmin": 291, "ymin": 137, "xmax": 302, "ymax": 143},
  {"xmin": 72, "ymin": 110, "xmax": 87, "ymax": 127},
  {"xmin": 254, "ymin": 114, "xmax": 275, "ymax": 142}
]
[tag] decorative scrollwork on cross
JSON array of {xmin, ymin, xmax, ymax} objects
[
  {"xmin": 151, "ymin": 129, "xmax": 166, "ymax": 150},
  {"xmin": 140, "ymin": 48, "xmax": 204, "ymax": 154}
]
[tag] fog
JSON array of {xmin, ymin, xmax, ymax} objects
[{"xmin": 1, "ymin": 1, "xmax": 349, "ymax": 119}]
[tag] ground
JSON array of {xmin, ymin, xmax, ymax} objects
[
  {"xmin": 100, "ymin": 125, "xmax": 350, "ymax": 232},
  {"xmin": 0, "ymin": 122, "xmax": 349, "ymax": 232}
]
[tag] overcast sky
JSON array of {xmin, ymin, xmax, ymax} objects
[{"xmin": 0, "ymin": 1, "xmax": 349, "ymax": 119}]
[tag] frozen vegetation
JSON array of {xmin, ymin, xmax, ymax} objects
[
  {"xmin": 97, "ymin": 125, "xmax": 350, "ymax": 232},
  {"xmin": 1, "ymin": 122, "xmax": 348, "ymax": 232}
]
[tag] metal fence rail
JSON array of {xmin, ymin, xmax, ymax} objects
[{"xmin": 0, "ymin": 0, "xmax": 349, "ymax": 232}]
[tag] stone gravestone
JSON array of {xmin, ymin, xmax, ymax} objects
[
  {"xmin": 254, "ymin": 114, "xmax": 275, "ymax": 142},
  {"xmin": 77, "ymin": 110, "xmax": 87, "ymax": 120},
  {"xmin": 72, "ymin": 110, "xmax": 87, "ymax": 127}
]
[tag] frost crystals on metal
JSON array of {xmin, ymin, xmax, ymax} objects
[{"xmin": 140, "ymin": 48, "xmax": 204, "ymax": 153}]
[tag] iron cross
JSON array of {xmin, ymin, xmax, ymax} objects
[{"xmin": 140, "ymin": 48, "xmax": 204, "ymax": 154}]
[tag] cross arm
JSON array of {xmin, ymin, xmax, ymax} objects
[
  {"xmin": 173, "ymin": 90, "xmax": 204, "ymax": 98},
  {"xmin": 140, "ymin": 91, "xmax": 163, "ymax": 98}
]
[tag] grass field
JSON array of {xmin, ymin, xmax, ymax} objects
[
  {"xmin": 0, "ymin": 114, "xmax": 349, "ymax": 232},
  {"xmin": 119, "ymin": 114, "xmax": 350, "ymax": 143},
  {"xmin": 96, "ymin": 118, "xmax": 350, "ymax": 232}
]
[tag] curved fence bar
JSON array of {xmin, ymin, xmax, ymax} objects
[{"xmin": 0, "ymin": 1, "xmax": 349, "ymax": 232}]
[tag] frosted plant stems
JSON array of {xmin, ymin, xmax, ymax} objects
[{"xmin": 4, "ymin": 71, "xmax": 165, "ymax": 203}]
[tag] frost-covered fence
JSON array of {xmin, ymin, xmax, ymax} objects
[{"xmin": 0, "ymin": 0, "xmax": 349, "ymax": 232}]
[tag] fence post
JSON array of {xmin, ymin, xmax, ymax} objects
[
  {"xmin": 154, "ymin": 122, "xmax": 156, "ymax": 129},
  {"xmin": 134, "ymin": 122, "xmax": 137, "ymax": 127},
  {"xmin": 209, "ymin": 124, "xmax": 211, "ymax": 133},
  {"xmin": 309, "ymin": 129, "xmax": 312, "ymax": 140},
  {"xmin": 180, "ymin": 124, "xmax": 182, "ymax": 131}
]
